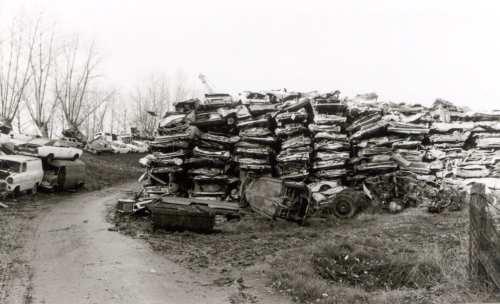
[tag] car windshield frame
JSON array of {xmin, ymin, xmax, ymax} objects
[{"xmin": 0, "ymin": 159, "xmax": 21, "ymax": 173}]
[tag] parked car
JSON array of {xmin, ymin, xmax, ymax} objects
[
  {"xmin": 0, "ymin": 155, "xmax": 43, "ymax": 196},
  {"xmin": 40, "ymin": 159, "xmax": 85, "ymax": 191},
  {"xmin": 56, "ymin": 137, "xmax": 84, "ymax": 148},
  {"xmin": 110, "ymin": 142, "xmax": 130, "ymax": 154},
  {"xmin": 94, "ymin": 132, "xmax": 118, "ymax": 142},
  {"xmin": 16, "ymin": 138, "xmax": 83, "ymax": 161},
  {"xmin": 61, "ymin": 128, "xmax": 86, "ymax": 145},
  {"xmin": 84, "ymin": 139, "xmax": 114, "ymax": 155}
]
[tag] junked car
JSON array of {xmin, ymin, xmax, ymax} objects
[
  {"xmin": 40, "ymin": 159, "xmax": 85, "ymax": 191},
  {"xmin": 57, "ymin": 136, "xmax": 84, "ymax": 148},
  {"xmin": 84, "ymin": 139, "xmax": 114, "ymax": 155},
  {"xmin": 131, "ymin": 140, "xmax": 149, "ymax": 153},
  {"xmin": 124, "ymin": 143, "xmax": 139, "ymax": 153},
  {"xmin": 110, "ymin": 142, "xmax": 131, "ymax": 154},
  {"xmin": 0, "ymin": 155, "xmax": 44, "ymax": 196},
  {"xmin": 243, "ymin": 177, "xmax": 367, "ymax": 223},
  {"xmin": 16, "ymin": 138, "xmax": 83, "ymax": 161}
]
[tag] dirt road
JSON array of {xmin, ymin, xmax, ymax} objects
[{"xmin": 7, "ymin": 185, "xmax": 238, "ymax": 304}]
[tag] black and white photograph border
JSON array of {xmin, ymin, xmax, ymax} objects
[{"xmin": 1, "ymin": 1, "xmax": 500, "ymax": 303}]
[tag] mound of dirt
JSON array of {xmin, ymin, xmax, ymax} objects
[{"xmin": 312, "ymin": 243, "xmax": 443, "ymax": 290}]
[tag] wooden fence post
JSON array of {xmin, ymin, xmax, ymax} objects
[{"xmin": 469, "ymin": 183, "xmax": 486, "ymax": 284}]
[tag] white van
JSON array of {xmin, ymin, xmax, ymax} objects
[{"xmin": 0, "ymin": 155, "xmax": 44, "ymax": 196}]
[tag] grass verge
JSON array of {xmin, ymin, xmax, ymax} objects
[
  {"xmin": 269, "ymin": 208, "xmax": 496, "ymax": 304},
  {"xmin": 81, "ymin": 152, "xmax": 145, "ymax": 190}
]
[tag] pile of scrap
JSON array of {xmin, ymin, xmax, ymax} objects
[
  {"xmin": 346, "ymin": 98, "xmax": 464, "ymax": 212},
  {"xmin": 126, "ymin": 92, "xmax": 500, "ymax": 231},
  {"xmin": 425, "ymin": 100, "xmax": 470, "ymax": 181},
  {"xmin": 357, "ymin": 99, "xmax": 500, "ymax": 213},
  {"xmin": 458, "ymin": 113, "xmax": 500, "ymax": 179},
  {"xmin": 236, "ymin": 92, "xmax": 276, "ymax": 178},
  {"xmin": 364, "ymin": 171, "xmax": 438, "ymax": 213},
  {"xmin": 189, "ymin": 94, "xmax": 240, "ymax": 201},
  {"xmin": 140, "ymin": 110, "xmax": 196, "ymax": 196},
  {"xmin": 310, "ymin": 91, "xmax": 350, "ymax": 181},
  {"xmin": 275, "ymin": 93, "xmax": 311, "ymax": 180},
  {"xmin": 149, "ymin": 196, "xmax": 240, "ymax": 232}
]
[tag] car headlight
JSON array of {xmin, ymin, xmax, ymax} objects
[{"xmin": 6, "ymin": 177, "xmax": 13, "ymax": 184}]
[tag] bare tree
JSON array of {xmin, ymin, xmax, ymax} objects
[
  {"xmin": 172, "ymin": 69, "xmax": 191, "ymax": 103},
  {"xmin": 95, "ymin": 100, "xmax": 109, "ymax": 133},
  {"xmin": 85, "ymin": 88, "xmax": 114, "ymax": 140},
  {"xmin": 108, "ymin": 93, "xmax": 129, "ymax": 135},
  {"xmin": 54, "ymin": 36, "xmax": 109, "ymax": 139},
  {"xmin": 0, "ymin": 17, "xmax": 36, "ymax": 132},
  {"xmin": 131, "ymin": 74, "xmax": 171, "ymax": 138},
  {"xmin": 23, "ymin": 18, "xmax": 57, "ymax": 137}
]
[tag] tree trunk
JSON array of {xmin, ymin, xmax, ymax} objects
[{"xmin": 36, "ymin": 121, "xmax": 49, "ymax": 138}]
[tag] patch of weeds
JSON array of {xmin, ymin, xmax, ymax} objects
[{"xmin": 312, "ymin": 242, "xmax": 442, "ymax": 290}]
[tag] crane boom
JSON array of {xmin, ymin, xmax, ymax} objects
[{"xmin": 198, "ymin": 74, "xmax": 214, "ymax": 94}]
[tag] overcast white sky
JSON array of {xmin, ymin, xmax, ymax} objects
[{"xmin": 1, "ymin": 0, "xmax": 499, "ymax": 110}]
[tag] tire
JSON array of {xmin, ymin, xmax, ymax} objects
[
  {"xmin": 72, "ymin": 154, "xmax": 80, "ymax": 161},
  {"xmin": 331, "ymin": 189, "xmax": 367, "ymax": 219},
  {"xmin": 13, "ymin": 186, "xmax": 20, "ymax": 197}
]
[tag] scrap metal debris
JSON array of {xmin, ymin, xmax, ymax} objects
[{"xmin": 123, "ymin": 92, "xmax": 500, "ymax": 231}]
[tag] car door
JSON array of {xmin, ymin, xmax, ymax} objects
[
  {"xmin": 56, "ymin": 147, "xmax": 69, "ymax": 159},
  {"xmin": 68, "ymin": 147, "xmax": 77, "ymax": 158}
]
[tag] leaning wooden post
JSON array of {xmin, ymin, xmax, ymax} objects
[{"xmin": 469, "ymin": 182, "xmax": 486, "ymax": 284}]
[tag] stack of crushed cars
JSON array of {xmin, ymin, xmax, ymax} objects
[
  {"xmin": 423, "ymin": 100, "xmax": 500, "ymax": 182},
  {"xmin": 140, "ymin": 101, "xmax": 198, "ymax": 197},
  {"xmin": 235, "ymin": 92, "xmax": 278, "ymax": 180},
  {"xmin": 297, "ymin": 91, "xmax": 350, "ymax": 208},
  {"xmin": 422, "ymin": 99, "xmax": 470, "ymax": 182},
  {"xmin": 136, "ymin": 92, "xmax": 499, "ymax": 218},
  {"xmin": 309, "ymin": 91, "xmax": 350, "ymax": 182},
  {"xmin": 456, "ymin": 112, "xmax": 500, "ymax": 180},
  {"xmin": 349, "ymin": 97, "xmax": 500, "ymax": 213},
  {"xmin": 274, "ymin": 93, "xmax": 311, "ymax": 180},
  {"xmin": 346, "ymin": 99, "xmax": 449, "ymax": 212},
  {"xmin": 187, "ymin": 94, "xmax": 240, "ymax": 201}
]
